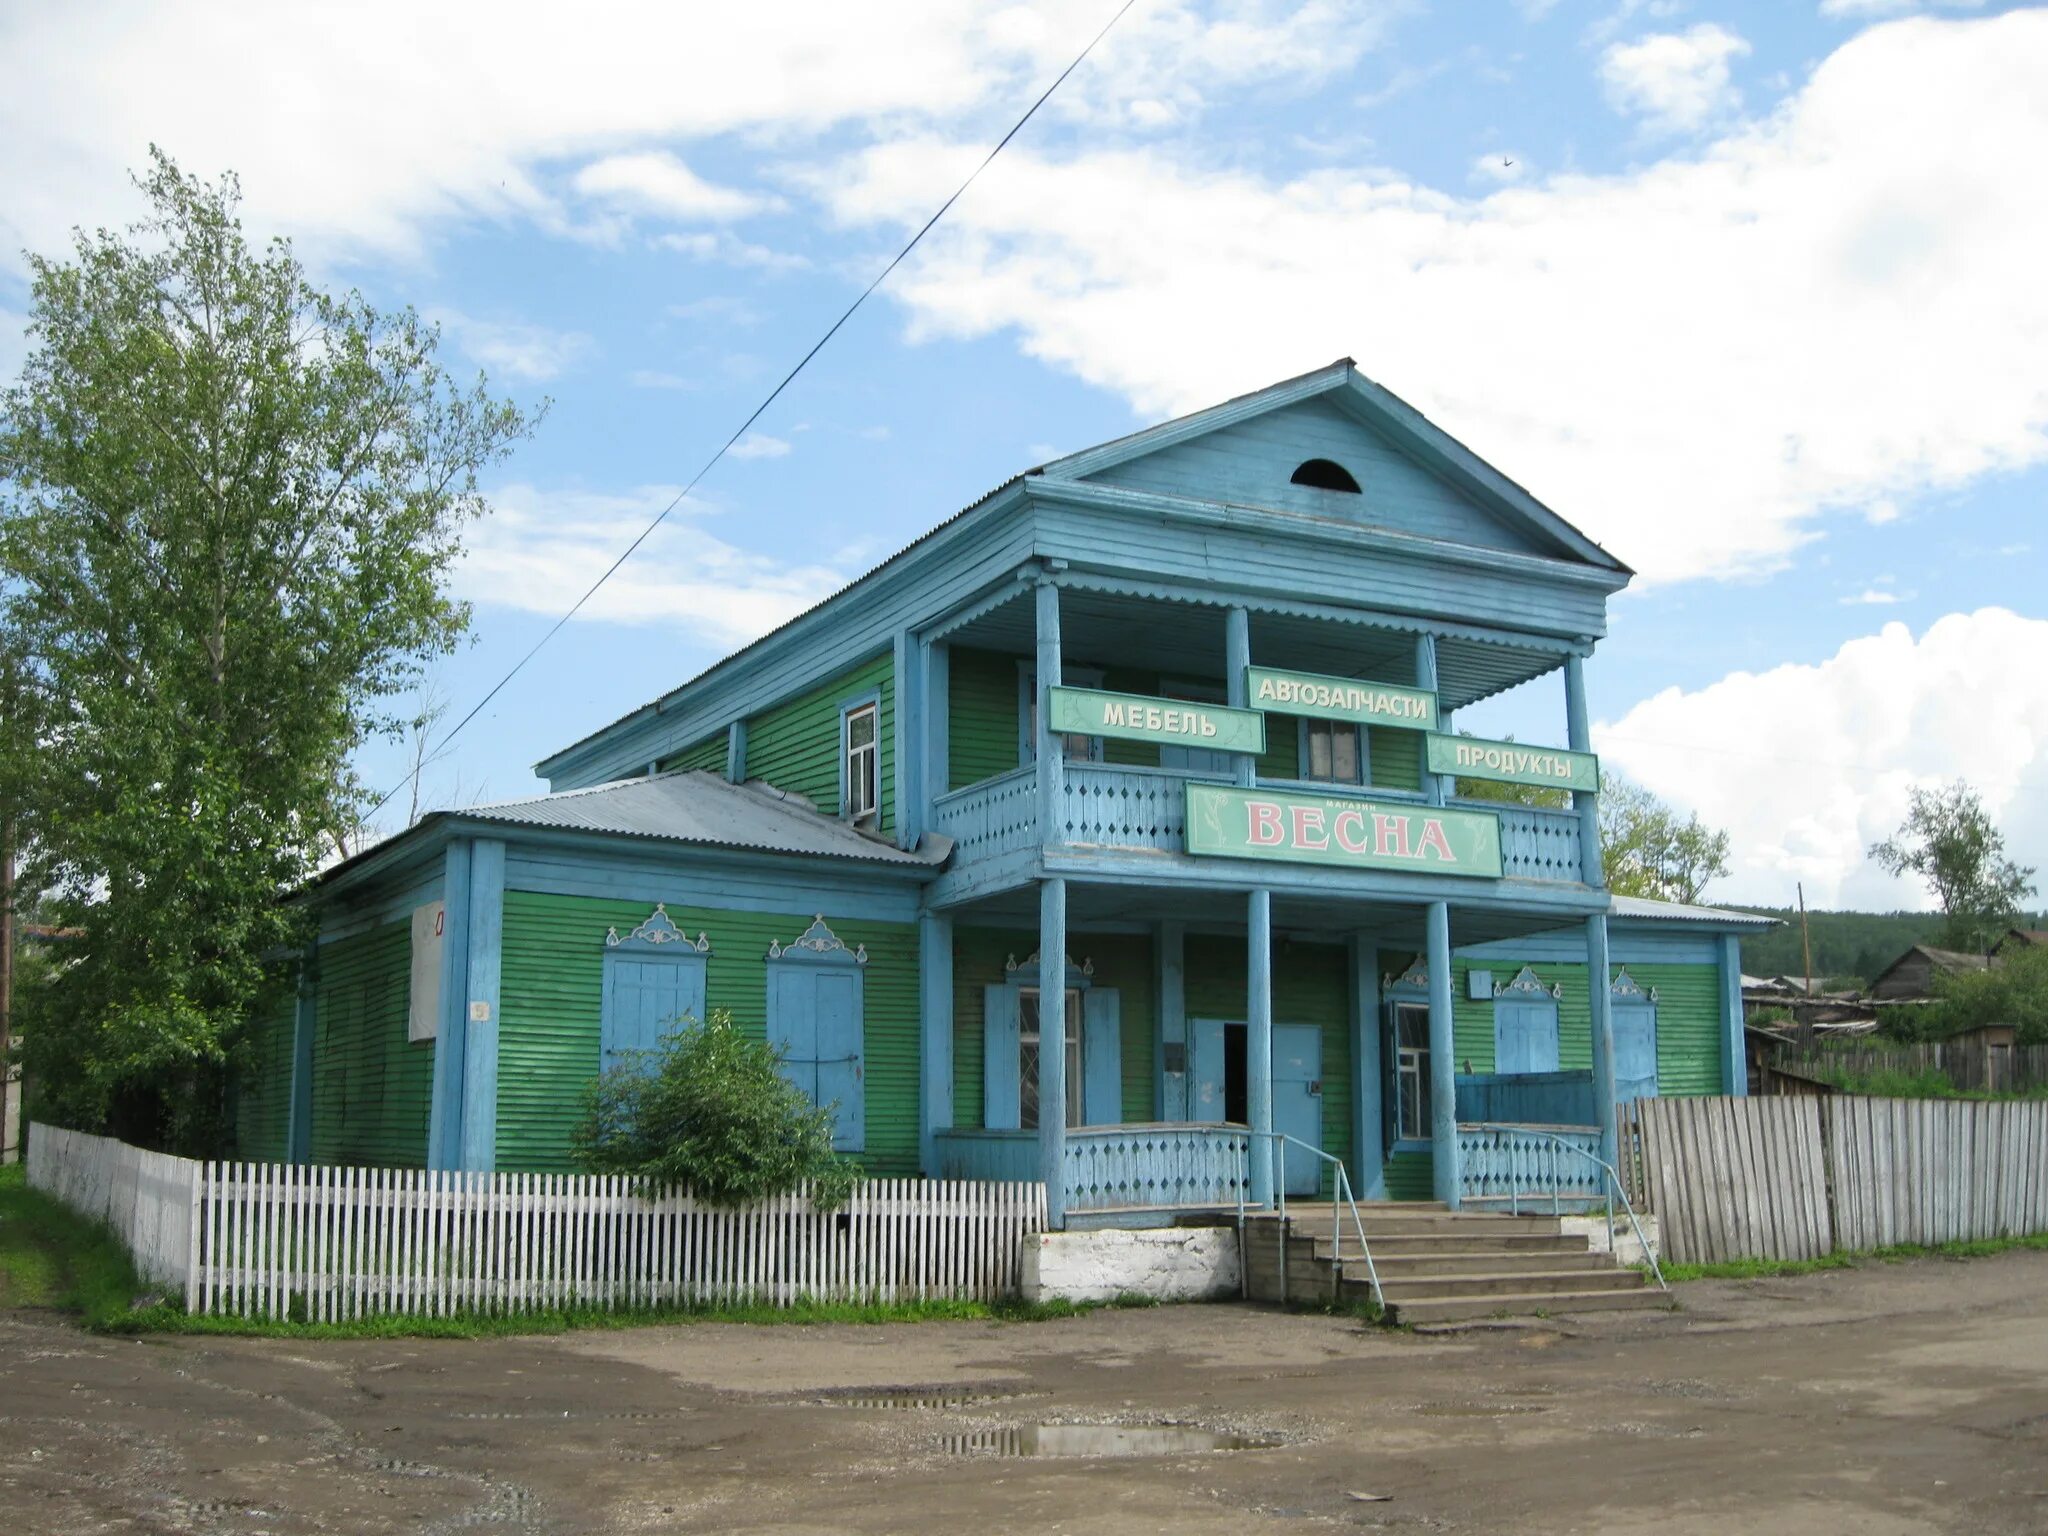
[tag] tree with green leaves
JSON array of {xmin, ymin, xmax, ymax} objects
[
  {"xmin": 0, "ymin": 150, "xmax": 536, "ymax": 1150},
  {"xmin": 572, "ymin": 1010, "xmax": 858, "ymax": 1208},
  {"xmin": 1869, "ymin": 781, "xmax": 2036, "ymax": 953},
  {"xmin": 1598, "ymin": 774, "xmax": 1732, "ymax": 903}
]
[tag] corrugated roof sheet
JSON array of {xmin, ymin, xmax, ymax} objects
[
  {"xmin": 459, "ymin": 770, "xmax": 942, "ymax": 869},
  {"xmin": 1609, "ymin": 894, "xmax": 1778, "ymax": 930}
]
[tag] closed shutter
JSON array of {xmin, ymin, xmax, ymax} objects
[
  {"xmin": 983, "ymin": 985, "xmax": 1021, "ymax": 1129},
  {"xmin": 1082, "ymin": 988, "xmax": 1121, "ymax": 1126},
  {"xmin": 1494, "ymin": 1000, "xmax": 1560, "ymax": 1075},
  {"xmin": 769, "ymin": 966, "xmax": 866, "ymax": 1152},
  {"xmin": 601, "ymin": 954, "xmax": 705, "ymax": 1073}
]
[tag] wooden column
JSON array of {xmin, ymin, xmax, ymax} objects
[
  {"xmin": 1349, "ymin": 933, "xmax": 1387, "ymax": 1199},
  {"xmin": 427, "ymin": 839, "xmax": 472, "ymax": 1172},
  {"xmin": 1415, "ymin": 632, "xmax": 1446, "ymax": 807},
  {"xmin": 1038, "ymin": 876, "xmax": 1069, "ymax": 1228},
  {"xmin": 460, "ymin": 837, "xmax": 506, "ymax": 1172},
  {"xmin": 1248, "ymin": 886, "xmax": 1274, "ymax": 1208},
  {"xmin": 1564, "ymin": 655, "xmax": 1603, "ymax": 886},
  {"xmin": 1587, "ymin": 911, "xmax": 1618, "ymax": 1171},
  {"xmin": 1426, "ymin": 900, "xmax": 1460, "ymax": 1208},
  {"xmin": 1226, "ymin": 606, "xmax": 1254, "ymax": 788},
  {"xmin": 1035, "ymin": 575, "xmax": 1064, "ymax": 846},
  {"xmin": 1157, "ymin": 919, "xmax": 1186, "ymax": 1121},
  {"xmin": 895, "ymin": 629, "xmax": 921, "ymax": 847},
  {"xmin": 922, "ymin": 638, "xmax": 949, "ymax": 837},
  {"xmin": 724, "ymin": 719, "xmax": 747, "ymax": 783},
  {"xmin": 1719, "ymin": 934, "xmax": 1747, "ymax": 1097},
  {"xmin": 919, "ymin": 910, "xmax": 954, "ymax": 1175}
]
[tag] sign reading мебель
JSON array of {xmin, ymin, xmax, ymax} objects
[
  {"xmin": 1243, "ymin": 666, "xmax": 1437, "ymax": 730},
  {"xmin": 1426, "ymin": 733, "xmax": 1601, "ymax": 795},
  {"xmin": 1047, "ymin": 685, "xmax": 1266, "ymax": 754},
  {"xmin": 1185, "ymin": 783, "xmax": 1503, "ymax": 878}
]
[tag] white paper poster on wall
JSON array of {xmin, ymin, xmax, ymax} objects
[{"xmin": 409, "ymin": 901, "xmax": 445, "ymax": 1042}]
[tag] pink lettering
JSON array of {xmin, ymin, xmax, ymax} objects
[
  {"xmin": 1373, "ymin": 813, "xmax": 1412, "ymax": 859},
  {"xmin": 1291, "ymin": 805, "xmax": 1329, "ymax": 852},
  {"xmin": 1332, "ymin": 808, "xmax": 1370, "ymax": 854},
  {"xmin": 1416, "ymin": 818, "xmax": 1456, "ymax": 863},
  {"xmin": 1247, "ymin": 800, "xmax": 1285, "ymax": 847}
]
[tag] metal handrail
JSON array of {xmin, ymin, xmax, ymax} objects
[
  {"xmin": 1254, "ymin": 1132, "xmax": 1384, "ymax": 1314},
  {"xmin": 1496, "ymin": 1128, "xmax": 1666, "ymax": 1292}
]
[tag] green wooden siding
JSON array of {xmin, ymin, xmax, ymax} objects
[
  {"xmin": 745, "ymin": 653, "xmax": 894, "ymax": 831},
  {"xmin": 497, "ymin": 890, "xmax": 920, "ymax": 1174},
  {"xmin": 1384, "ymin": 1150, "xmax": 1434, "ymax": 1199},
  {"xmin": 951, "ymin": 928, "xmax": 1157, "ymax": 1128},
  {"xmin": 234, "ymin": 983, "xmax": 297, "ymax": 1162},
  {"xmin": 1446, "ymin": 958, "xmax": 1724, "ymax": 1094},
  {"xmin": 309, "ymin": 923, "xmax": 432, "ymax": 1167},
  {"xmin": 948, "ymin": 647, "xmax": 1018, "ymax": 789},
  {"xmin": 660, "ymin": 734, "xmax": 728, "ymax": 774}
]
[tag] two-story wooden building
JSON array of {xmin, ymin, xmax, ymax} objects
[{"xmin": 237, "ymin": 361, "xmax": 1768, "ymax": 1225}]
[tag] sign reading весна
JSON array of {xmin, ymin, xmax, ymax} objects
[
  {"xmin": 1426, "ymin": 733, "xmax": 1600, "ymax": 795},
  {"xmin": 1244, "ymin": 666, "xmax": 1437, "ymax": 730},
  {"xmin": 1047, "ymin": 686, "xmax": 1266, "ymax": 754},
  {"xmin": 1185, "ymin": 783, "xmax": 1502, "ymax": 878}
]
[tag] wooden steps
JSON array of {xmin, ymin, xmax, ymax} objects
[{"xmin": 1242, "ymin": 1204, "xmax": 1670, "ymax": 1326}]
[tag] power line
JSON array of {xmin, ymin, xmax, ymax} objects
[{"xmin": 373, "ymin": 0, "xmax": 1140, "ymax": 821}]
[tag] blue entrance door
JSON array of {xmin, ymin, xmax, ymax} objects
[{"xmin": 1272, "ymin": 1023, "xmax": 1323, "ymax": 1197}]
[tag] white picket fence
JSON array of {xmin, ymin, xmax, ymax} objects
[
  {"xmin": 27, "ymin": 1124, "xmax": 1046, "ymax": 1319},
  {"xmin": 26, "ymin": 1124, "xmax": 198, "ymax": 1290}
]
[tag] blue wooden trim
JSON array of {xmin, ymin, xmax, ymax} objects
[
  {"xmin": 1459, "ymin": 928, "xmax": 1723, "ymax": 964},
  {"xmin": 1157, "ymin": 919, "xmax": 1185, "ymax": 1121},
  {"xmin": 501, "ymin": 844, "xmax": 924, "ymax": 924},
  {"xmin": 1038, "ymin": 875, "xmax": 1069, "ymax": 1227},
  {"xmin": 286, "ymin": 946, "xmax": 316, "ymax": 1165},
  {"xmin": 459, "ymin": 838, "xmax": 505, "ymax": 1172},
  {"xmin": 894, "ymin": 630, "xmax": 919, "ymax": 846},
  {"xmin": 725, "ymin": 719, "xmax": 746, "ymax": 783},
  {"xmin": 1246, "ymin": 886, "xmax": 1273, "ymax": 1208},
  {"xmin": 919, "ymin": 912, "xmax": 953, "ymax": 1173},
  {"xmin": 1585, "ymin": 911, "xmax": 1617, "ymax": 1168},
  {"xmin": 1040, "ymin": 360, "xmax": 1355, "ymax": 479},
  {"xmin": 920, "ymin": 638, "xmax": 948, "ymax": 844},
  {"xmin": 1040, "ymin": 847, "xmax": 1607, "ymax": 913},
  {"xmin": 1719, "ymin": 933, "xmax": 1746, "ymax": 1096},
  {"xmin": 1349, "ymin": 934, "xmax": 1386, "ymax": 1199},
  {"xmin": 1565, "ymin": 656, "xmax": 1603, "ymax": 886},
  {"xmin": 1425, "ymin": 900, "xmax": 1458, "ymax": 1207},
  {"xmin": 427, "ymin": 839, "xmax": 472, "ymax": 1172},
  {"xmin": 1225, "ymin": 606, "xmax": 1253, "ymax": 790},
  {"xmin": 1415, "ymin": 632, "xmax": 1445, "ymax": 808}
]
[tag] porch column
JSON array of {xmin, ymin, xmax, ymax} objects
[
  {"xmin": 1415, "ymin": 632, "xmax": 1445, "ymax": 806},
  {"xmin": 1035, "ymin": 573, "xmax": 1063, "ymax": 845},
  {"xmin": 922, "ymin": 637, "xmax": 949, "ymax": 837},
  {"xmin": 1348, "ymin": 934, "xmax": 1387, "ymax": 1199},
  {"xmin": 1718, "ymin": 934, "xmax": 1747, "ymax": 1097},
  {"xmin": 919, "ymin": 910, "xmax": 954, "ymax": 1175},
  {"xmin": 1039, "ymin": 876, "xmax": 1069, "ymax": 1227},
  {"xmin": 1564, "ymin": 655, "xmax": 1603, "ymax": 886},
  {"xmin": 459, "ymin": 837, "xmax": 506, "ymax": 1173},
  {"xmin": 1587, "ymin": 911, "xmax": 1618, "ymax": 1170},
  {"xmin": 1226, "ymin": 606, "xmax": 1254, "ymax": 787},
  {"xmin": 895, "ymin": 629, "xmax": 921, "ymax": 846},
  {"xmin": 427, "ymin": 839, "xmax": 472, "ymax": 1171},
  {"xmin": 1157, "ymin": 920, "xmax": 1187, "ymax": 1120},
  {"xmin": 1247, "ymin": 886, "xmax": 1274, "ymax": 1208},
  {"xmin": 1426, "ymin": 900, "xmax": 1460, "ymax": 1208}
]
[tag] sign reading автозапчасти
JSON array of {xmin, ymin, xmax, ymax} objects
[
  {"xmin": 1047, "ymin": 685, "xmax": 1266, "ymax": 754},
  {"xmin": 1185, "ymin": 783, "xmax": 1502, "ymax": 878},
  {"xmin": 1244, "ymin": 666, "xmax": 1437, "ymax": 730},
  {"xmin": 1425, "ymin": 733, "xmax": 1600, "ymax": 794}
]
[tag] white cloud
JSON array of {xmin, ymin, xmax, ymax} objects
[
  {"xmin": 818, "ymin": 11, "xmax": 2048, "ymax": 588},
  {"xmin": 728, "ymin": 432, "xmax": 792, "ymax": 460},
  {"xmin": 1471, "ymin": 151, "xmax": 1528, "ymax": 184},
  {"xmin": 1839, "ymin": 587, "xmax": 1903, "ymax": 605},
  {"xmin": 628, "ymin": 368, "xmax": 695, "ymax": 390},
  {"xmin": 458, "ymin": 483, "xmax": 845, "ymax": 645},
  {"xmin": 654, "ymin": 231, "xmax": 811, "ymax": 273},
  {"xmin": 1821, "ymin": 0, "xmax": 1984, "ymax": 18},
  {"xmin": 1595, "ymin": 608, "xmax": 2048, "ymax": 907},
  {"xmin": 572, "ymin": 152, "xmax": 776, "ymax": 224},
  {"xmin": 1599, "ymin": 24, "xmax": 1752, "ymax": 135},
  {"xmin": 425, "ymin": 308, "xmax": 592, "ymax": 382}
]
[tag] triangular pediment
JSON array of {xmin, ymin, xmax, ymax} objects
[{"xmin": 1041, "ymin": 361, "xmax": 1624, "ymax": 571}]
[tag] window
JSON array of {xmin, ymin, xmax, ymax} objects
[
  {"xmin": 1020, "ymin": 665, "xmax": 1104, "ymax": 764},
  {"xmin": 842, "ymin": 700, "xmax": 878, "ymax": 822},
  {"xmin": 1290, "ymin": 458, "xmax": 1361, "ymax": 493},
  {"xmin": 1018, "ymin": 986, "xmax": 1084, "ymax": 1131},
  {"xmin": 1304, "ymin": 718, "xmax": 1366, "ymax": 784},
  {"xmin": 1393, "ymin": 1002, "xmax": 1431, "ymax": 1140}
]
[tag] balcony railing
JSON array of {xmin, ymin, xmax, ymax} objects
[
  {"xmin": 1457, "ymin": 1122, "xmax": 1603, "ymax": 1209},
  {"xmin": 933, "ymin": 1123, "xmax": 1251, "ymax": 1214},
  {"xmin": 931, "ymin": 762, "xmax": 1587, "ymax": 883}
]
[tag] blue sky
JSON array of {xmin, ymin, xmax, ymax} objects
[{"xmin": 3, "ymin": 0, "xmax": 2043, "ymax": 909}]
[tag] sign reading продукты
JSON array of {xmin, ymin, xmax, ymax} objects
[
  {"xmin": 1425, "ymin": 733, "xmax": 1600, "ymax": 795},
  {"xmin": 1047, "ymin": 685, "xmax": 1266, "ymax": 754},
  {"xmin": 1184, "ymin": 783, "xmax": 1503, "ymax": 878},
  {"xmin": 1243, "ymin": 666, "xmax": 1437, "ymax": 730}
]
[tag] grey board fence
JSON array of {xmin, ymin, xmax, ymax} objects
[
  {"xmin": 1769, "ymin": 1041, "xmax": 2048, "ymax": 1096},
  {"xmin": 1630, "ymin": 1096, "xmax": 2048, "ymax": 1265}
]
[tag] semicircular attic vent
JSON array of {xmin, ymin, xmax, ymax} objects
[{"xmin": 1290, "ymin": 458, "xmax": 1361, "ymax": 493}]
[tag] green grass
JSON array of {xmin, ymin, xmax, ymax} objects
[
  {"xmin": 0, "ymin": 1164, "xmax": 1162, "ymax": 1339},
  {"xmin": 1655, "ymin": 1229, "xmax": 2048, "ymax": 1283}
]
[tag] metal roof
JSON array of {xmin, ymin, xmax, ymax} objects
[
  {"xmin": 1608, "ymin": 894, "xmax": 1779, "ymax": 930},
  {"xmin": 457, "ymin": 771, "xmax": 943, "ymax": 869}
]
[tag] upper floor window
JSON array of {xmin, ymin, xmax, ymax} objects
[
  {"xmin": 841, "ymin": 700, "xmax": 878, "ymax": 823},
  {"xmin": 1290, "ymin": 458, "xmax": 1361, "ymax": 493},
  {"xmin": 1303, "ymin": 718, "xmax": 1367, "ymax": 785},
  {"xmin": 1020, "ymin": 665, "xmax": 1105, "ymax": 764}
]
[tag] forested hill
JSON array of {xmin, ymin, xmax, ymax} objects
[{"xmin": 1734, "ymin": 909, "xmax": 2048, "ymax": 987}]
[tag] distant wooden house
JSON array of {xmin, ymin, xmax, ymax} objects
[
  {"xmin": 1868, "ymin": 944, "xmax": 1990, "ymax": 1002},
  {"xmin": 1993, "ymin": 928, "xmax": 2048, "ymax": 958}
]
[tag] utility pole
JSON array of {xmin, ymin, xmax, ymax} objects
[{"xmin": 1797, "ymin": 882, "xmax": 1814, "ymax": 998}]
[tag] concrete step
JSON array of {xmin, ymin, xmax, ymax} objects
[
  {"xmin": 1324, "ymin": 1231, "xmax": 1592, "ymax": 1256},
  {"xmin": 1388, "ymin": 1285, "xmax": 1670, "ymax": 1325},
  {"xmin": 1376, "ymin": 1267, "xmax": 1647, "ymax": 1300},
  {"xmin": 1340, "ymin": 1250, "xmax": 1613, "ymax": 1279},
  {"xmin": 1266, "ymin": 1209, "xmax": 1566, "ymax": 1237}
]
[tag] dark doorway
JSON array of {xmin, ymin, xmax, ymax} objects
[{"xmin": 1223, "ymin": 1022, "xmax": 1247, "ymax": 1125}]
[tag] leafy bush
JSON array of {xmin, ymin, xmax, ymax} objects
[
  {"xmin": 570, "ymin": 1009, "xmax": 857, "ymax": 1208},
  {"xmin": 1929, "ymin": 945, "xmax": 2048, "ymax": 1045}
]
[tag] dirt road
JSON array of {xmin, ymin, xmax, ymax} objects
[{"xmin": 3, "ymin": 1251, "xmax": 2044, "ymax": 1534}]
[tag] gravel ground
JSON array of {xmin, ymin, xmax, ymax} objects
[{"xmin": 2, "ymin": 1250, "xmax": 2044, "ymax": 1534}]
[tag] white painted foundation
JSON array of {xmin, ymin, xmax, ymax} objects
[
  {"xmin": 1019, "ymin": 1226, "xmax": 1241, "ymax": 1304},
  {"xmin": 1562, "ymin": 1212, "xmax": 1660, "ymax": 1267}
]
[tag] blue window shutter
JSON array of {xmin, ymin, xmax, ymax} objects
[
  {"xmin": 601, "ymin": 954, "xmax": 706, "ymax": 1073},
  {"xmin": 1083, "ymin": 987, "xmax": 1121, "ymax": 1126},
  {"xmin": 1613, "ymin": 1001, "xmax": 1659, "ymax": 1103},
  {"xmin": 814, "ymin": 969, "xmax": 865, "ymax": 1152},
  {"xmin": 1494, "ymin": 1001, "xmax": 1560, "ymax": 1075},
  {"xmin": 984, "ymin": 985, "xmax": 1021, "ymax": 1129},
  {"xmin": 768, "ymin": 967, "xmax": 812, "ymax": 1101}
]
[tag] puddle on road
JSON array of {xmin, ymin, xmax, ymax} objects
[
  {"xmin": 943, "ymin": 1423, "xmax": 1282, "ymax": 1458},
  {"xmin": 816, "ymin": 1385, "xmax": 1022, "ymax": 1410}
]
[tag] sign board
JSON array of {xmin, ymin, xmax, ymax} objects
[
  {"xmin": 1243, "ymin": 666, "xmax": 1437, "ymax": 730},
  {"xmin": 1048, "ymin": 685, "xmax": 1265, "ymax": 755},
  {"xmin": 1426, "ymin": 733, "xmax": 1600, "ymax": 795},
  {"xmin": 408, "ymin": 901, "xmax": 444, "ymax": 1042},
  {"xmin": 1185, "ymin": 783, "xmax": 1502, "ymax": 879}
]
